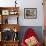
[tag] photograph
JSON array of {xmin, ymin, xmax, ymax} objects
[{"xmin": 24, "ymin": 8, "xmax": 37, "ymax": 19}]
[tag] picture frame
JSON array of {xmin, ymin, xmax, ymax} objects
[
  {"xmin": 24, "ymin": 8, "xmax": 37, "ymax": 19},
  {"xmin": 0, "ymin": 32, "xmax": 1, "ymax": 41},
  {"xmin": 2, "ymin": 10, "xmax": 9, "ymax": 15},
  {"xmin": 9, "ymin": 10, "xmax": 18, "ymax": 15},
  {"xmin": 0, "ymin": 15, "xmax": 1, "ymax": 24}
]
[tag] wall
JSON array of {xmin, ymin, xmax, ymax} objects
[
  {"xmin": 0, "ymin": 0, "xmax": 44, "ymax": 26},
  {"xmin": 18, "ymin": 0, "xmax": 44, "ymax": 26}
]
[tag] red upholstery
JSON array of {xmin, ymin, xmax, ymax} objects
[{"xmin": 21, "ymin": 28, "xmax": 41, "ymax": 46}]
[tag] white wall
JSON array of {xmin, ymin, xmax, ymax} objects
[{"xmin": 0, "ymin": 0, "xmax": 44, "ymax": 26}]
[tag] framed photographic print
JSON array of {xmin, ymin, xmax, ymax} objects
[
  {"xmin": 0, "ymin": 32, "xmax": 1, "ymax": 41},
  {"xmin": 24, "ymin": 8, "xmax": 37, "ymax": 19},
  {"xmin": 0, "ymin": 15, "xmax": 1, "ymax": 24},
  {"xmin": 2, "ymin": 10, "xmax": 9, "ymax": 15}
]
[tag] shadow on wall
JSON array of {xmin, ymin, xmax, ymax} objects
[{"xmin": 18, "ymin": 26, "xmax": 43, "ymax": 44}]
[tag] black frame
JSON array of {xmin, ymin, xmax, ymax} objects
[{"xmin": 24, "ymin": 8, "xmax": 37, "ymax": 19}]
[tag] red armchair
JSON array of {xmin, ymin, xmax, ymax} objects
[{"xmin": 21, "ymin": 28, "xmax": 41, "ymax": 46}]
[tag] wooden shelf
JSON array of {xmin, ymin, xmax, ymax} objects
[
  {"xmin": 1, "ymin": 40, "xmax": 19, "ymax": 46},
  {"xmin": 0, "ymin": 24, "xmax": 20, "ymax": 32},
  {"xmin": 0, "ymin": 7, "xmax": 20, "ymax": 46},
  {"xmin": 0, "ymin": 7, "xmax": 19, "ymax": 24},
  {"xmin": 2, "ymin": 40, "xmax": 19, "ymax": 42},
  {"xmin": 0, "ymin": 7, "xmax": 19, "ymax": 10}
]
